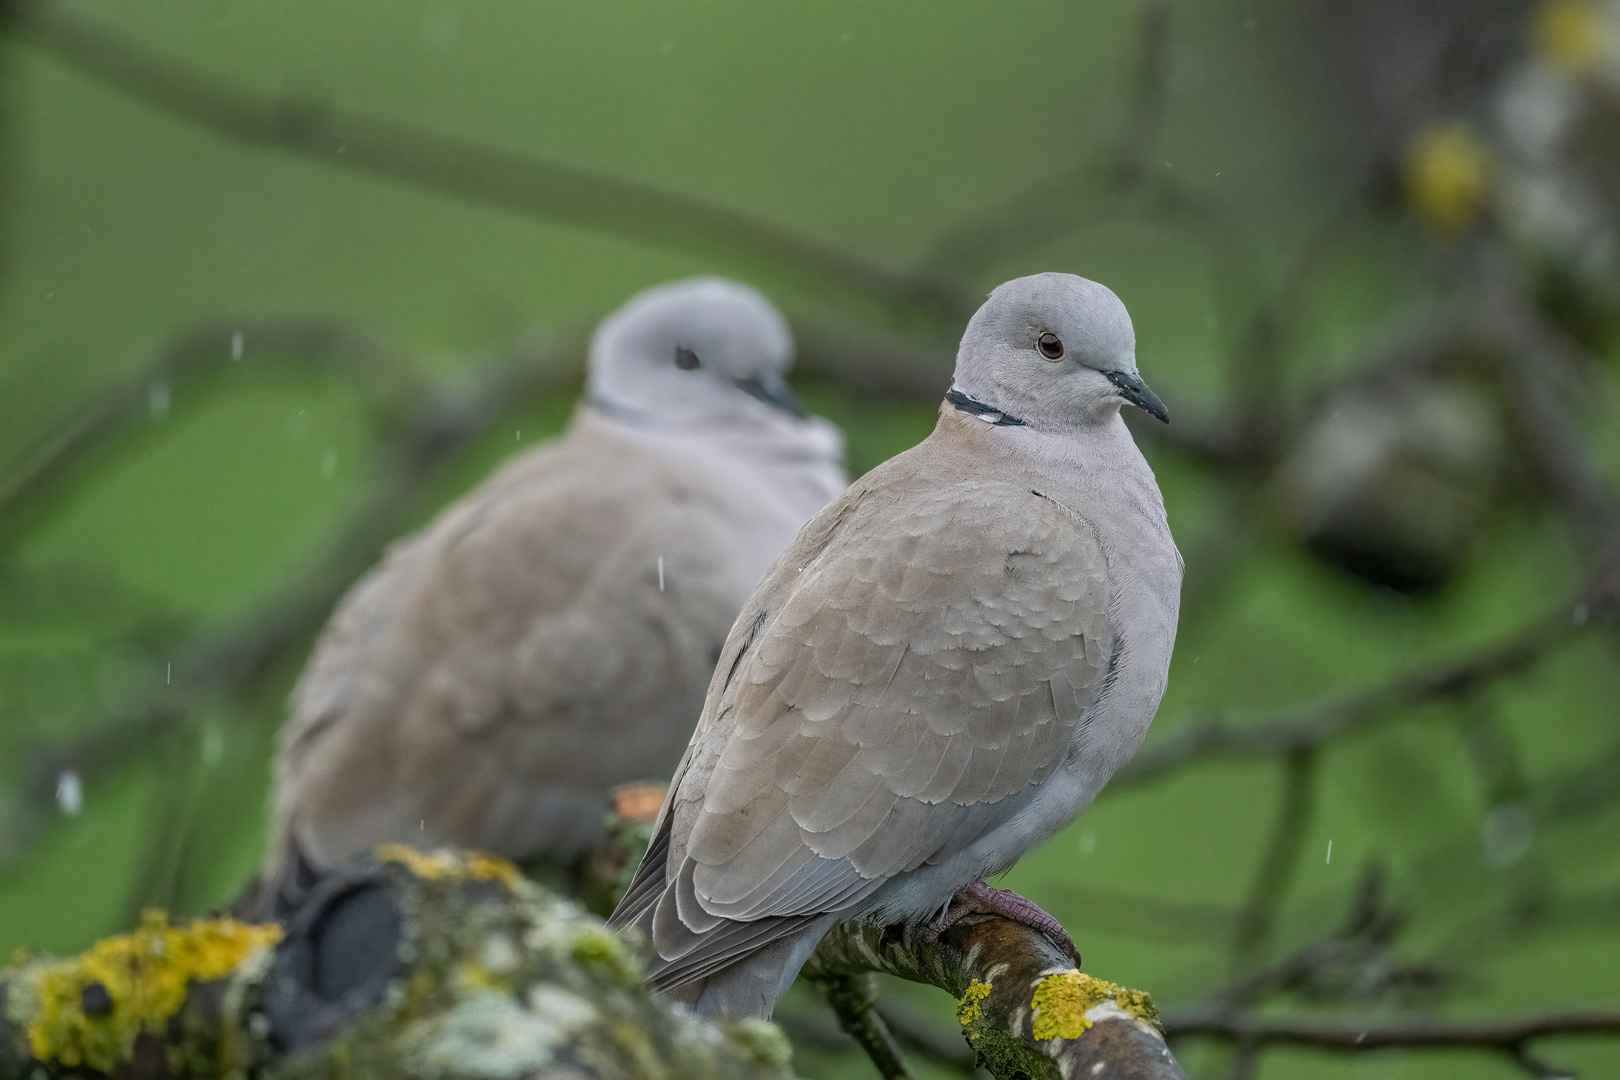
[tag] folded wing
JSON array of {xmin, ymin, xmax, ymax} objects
[{"xmin": 615, "ymin": 469, "xmax": 1115, "ymax": 989}]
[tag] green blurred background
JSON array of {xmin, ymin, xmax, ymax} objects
[{"xmin": 2, "ymin": 1, "xmax": 1617, "ymax": 1077}]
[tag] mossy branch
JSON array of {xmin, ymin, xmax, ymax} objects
[
  {"xmin": 0, "ymin": 849, "xmax": 793, "ymax": 1080},
  {"xmin": 803, "ymin": 914, "xmax": 1186, "ymax": 1080}
]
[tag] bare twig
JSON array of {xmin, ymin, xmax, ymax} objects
[
  {"xmin": 814, "ymin": 973, "xmax": 914, "ymax": 1080},
  {"xmin": 0, "ymin": 318, "xmax": 424, "ymax": 554},
  {"xmin": 1116, "ymin": 0, "xmax": 1173, "ymax": 184},
  {"xmin": 790, "ymin": 319, "xmax": 954, "ymax": 402},
  {"xmin": 874, "ymin": 1000, "xmax": 982, "ymax": 1074},
  {"xmin": 1475, "ymin": 253, "xmax": 1620, "ymax": 548},
  {"xmin": 1231, "ymin": 749, "xmax": 1317, "ymax": 966},
  {"xmin": 1164, "ymin": 1008, "xmax": 1620, "ymax": 1055},
  {"xmin": 919, "ymin": 0, "xmax": 1181, "ymax": 277},
  {"xmin": 1115, "ymin": 596, "xmax": 1594, "ymax": 789},
  {"xmin": 12, "ymin": 2, "xmax": 969, "ymax": 322}
]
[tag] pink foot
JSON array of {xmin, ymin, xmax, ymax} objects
[{"xmin": 923, "ymin": 881, "xmax": 1081, "ymax": 966}]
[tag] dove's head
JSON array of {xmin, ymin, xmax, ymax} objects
[
  {"xmin": 588, "ymin": 277, "xmax": 805, "ymax": 426},
  {"xmin": 953, "ymin": 272, "xmax": 1168, "ymax": 431}
]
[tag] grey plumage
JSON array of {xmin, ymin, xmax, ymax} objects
[
  {"xmin": 260, "ymin": 278, "xmax": 846, "ymax": 909},
  {"xmin": 610, "ymin": 272, "xmax": 1182, "ymax": 1018}
]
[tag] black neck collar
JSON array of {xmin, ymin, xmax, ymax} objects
[{"xmin": 945, "ymin": 387, "xmax": 1026, "ymax": 427}]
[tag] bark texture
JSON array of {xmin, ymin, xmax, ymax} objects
[{"xmin": 805, "ymin": 915, "xmax": 1186, "ymax": 1080}]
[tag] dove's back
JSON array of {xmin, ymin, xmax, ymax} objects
[
  {"xmin": 614, "ymin": 406, "xmax": 1180, "ymax": 1017},
  {"xmin": 264, "ymin": 406, "xmax": 844, "ymax": 902}
]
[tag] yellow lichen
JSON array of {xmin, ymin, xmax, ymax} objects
[
  {"xmin": 956, "ymin": 978, "xmax": 993, "ymax": 1027},
  {"xmin": 570, "ymin": 927, "xmax": 639, "ymax": 986},
  {"xmin": 452, "ymin": 962, "xmax": 511, "ymax": 997},
  {"xmin": 1534, "ymin": 0, "xmax": 1607, "ymax": 74},
  {"xmin": 1402, "ymin": 123, "xmax": 1492, "ymax": 236},
  {"xmin": 376, "ymin": 843, "xmax": 523, "ymax": 887},
  {"xmin": 462, "ymin": 851, "xmax": 525, "ymax": 888},
  {"xmin": 1029, "ymin": 970, "xmax": 1159, "ymax": 1042},
  {"xmin": 22, "ymin": 910, "xmax": 281, "ymax": 1072}
]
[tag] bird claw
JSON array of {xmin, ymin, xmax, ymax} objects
[{"xmin": 922, "ymin": 881, "xmax": 1082, "ymax": 967}]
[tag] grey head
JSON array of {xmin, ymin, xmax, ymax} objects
[
  {"xmin": 951, "ymin": 272, "xmax": 1168, "ymax": 430},
  {"xmin": 587, "ymin": 277, "xmax": 805, "ymax": 425}
]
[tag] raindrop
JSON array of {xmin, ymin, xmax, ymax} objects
[
  {"xmin": 1573, "ymin": 603, "xmax": 1590, "ymax": 626},
  {"xmin": 1078, "ymin": 831, "xmax": 1096, "ymax": 855},
  {"xmin": 148, "ymin": 381, "xmax": 171, "ymax": 420},
  {"xmin": 1325, "ymin": 839, "xmax": 1332, "ymax": 864},
  {"xmin": 231, "ymin": 330, "xmax": 244, "ymax": 361},
  {"xmin": 1481, "ymin": 802, "xmax": 1534, "ymax": 866},
  {"xmin": 515, "ymin": 430, "xmax": 522, "ymax": 442},
  {"xmin": 201, "ymin": 725, "xmax": 223, "ymax": 767},
  {"xmin": 56, "ymin": 771, "xmax": 83, "ymax": 816},
  {"xmin": 166, "ymin": 661, "xmax": 172, "ymax": 685},
  {"xmin": 657, "ymin": 556, "xmax": 665, "ymax": 591},
  {"xmin": 322, "ymin": 450, "xmax": 338, "ymax": 479}
]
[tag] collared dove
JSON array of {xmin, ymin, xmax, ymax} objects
[
  {"xmin": 257, "ymin": 277, "xmax": 847, "ymax": 913},
  {"xmin": 610, "ymin": 272, "xmax": 1182, "ymax": 1019}
]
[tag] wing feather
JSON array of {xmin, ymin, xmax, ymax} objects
[{"xmin": 623, "ymin": 458, "xmax": 1117, "ymax": 989}]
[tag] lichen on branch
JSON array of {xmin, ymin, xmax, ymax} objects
[{"xmin": 805, "ymin": 913, "xmax": 1186, "ymax": 1080}]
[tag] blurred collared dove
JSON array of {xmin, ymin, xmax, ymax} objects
[
  {"xmin": 610, "ymin": 272, "xmax": 1182, "ymax": 1019},
  {"xmin": 257, "ymin": 278, "xmax": 846, "ymax": 913}
]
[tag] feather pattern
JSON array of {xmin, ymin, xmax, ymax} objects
[{"xmin": 613, "ymin": 406, "xmax": 1175, "ymax": 1002}]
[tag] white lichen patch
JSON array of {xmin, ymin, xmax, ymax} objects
[
  {"xmin": 407, "ymin": 993, "xmax": 557, "ymax": 1077},
  {"xmin": 480, "ymin": 933, "xmax": 520, "ymax": 975},
  {"xmin": 1083, "ymin": 1000, "xmax": 1160, "ymax": 1036},
  {"xmin": 525, "ymin": 985, "xmax": 597, "ymax": 1034}
]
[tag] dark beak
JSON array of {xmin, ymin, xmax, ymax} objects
[
  {"xmin": 1104, "ymin": 370, "xmax": 1170, "ymax": 424},
  {"xmin": 733, "ymin": 372, "xmax": 808, "ymax": 418}
]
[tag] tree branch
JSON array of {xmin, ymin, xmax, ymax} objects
[
  {"xmin": 1230, "ymin": 749, "xmax": 1317, "ymax": 965},
  {"xmin": 0, "ymin": 331, "xmax": 582, "ymax": 873},
  {"xmin": 806, "ymin": 916, "xmax": 1186, "ymax": 1080},
  {"xmin": 0, "ymin": 850, "xmax": 797, "ymax": 1080},
  {"xmin": 0, "ymin": 318, "xmax": 425, "ymax": 555},
  {"xmin": 815, "ymin": 973, "xmax": 914, "ymax": 1080},
  {"xmin": 12, "ymin": 2, "xmax": 969, "ymax": 322},
  {"xmin": 1115, "ymin": 594, "xmax": 1597, "ymax": 789},
  {"xmin": 1165, "ymin": 1008, "xmax": 1620, "ymax": 1054},
  {"xmin": 918, "ymin": 0, "xmax": 1183, "ymax": 277}
]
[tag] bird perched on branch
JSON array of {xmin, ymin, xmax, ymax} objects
[
  {"xmin": 255, "ymin": 278, "xmax": 846, "ymax": 915},
  {"xmin": 611, "ymin": 272, "xmax": 1182, "ymax": 1019}
]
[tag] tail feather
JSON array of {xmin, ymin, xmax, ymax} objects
[{"xmin": 234, "ymin": 834, "xmax": 323, "ymax": 922}]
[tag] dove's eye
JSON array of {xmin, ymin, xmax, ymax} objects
[
  {"xmin": 674, "ymin": 347, "xmax": 702, "ymax": 370},
  {"xmin": 1036, "ymin": 332, "xmax": 1064, "ymax": 361}
]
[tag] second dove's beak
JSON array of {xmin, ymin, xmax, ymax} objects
[
  {"xmin": 733, "ymin": 372, "xmax": 808, "ymax": 418},
  {"xmin": 1104, "ymin": 370, "xmax": 1170, "ymax": 424}
]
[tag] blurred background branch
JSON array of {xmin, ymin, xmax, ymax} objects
[
  {"xmin": 9, "ymin": 1, "xmax": 973, "ymax": 324},
  {"xmin": 2, "ymin": 0, "xmax": 1618, "ymax": 1076}
]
